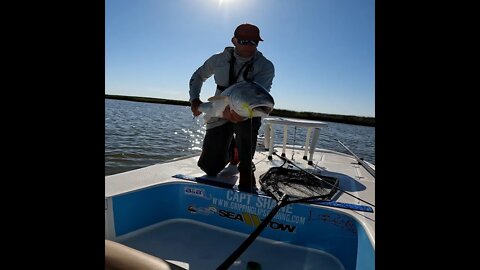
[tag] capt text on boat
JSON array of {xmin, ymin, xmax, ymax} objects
[{"xmin": 189, "ymin": 23, "xmax": 275, "ymax": 193}]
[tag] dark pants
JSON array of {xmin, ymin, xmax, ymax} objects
[{"xmin": 198, "ymin": 117, "xmax": 262, "ymax": 177}]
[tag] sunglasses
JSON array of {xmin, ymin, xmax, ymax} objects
[{"xmin": 237, "ymin": 39, "xmax": 258, "ymax": 46}]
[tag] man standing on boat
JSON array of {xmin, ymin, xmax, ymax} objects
[{"xmin": 189, "ymin": 23, "xmax": 275, "ymax": 193}]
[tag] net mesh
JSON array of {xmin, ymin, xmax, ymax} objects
[{"xmin": 259, "ymin": 167, "xmax": 338, "ymax": 200}]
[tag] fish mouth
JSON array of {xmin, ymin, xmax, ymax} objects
[{"xmin": 251, "ymin": 103, "xmax": 274, "ymax": 115}]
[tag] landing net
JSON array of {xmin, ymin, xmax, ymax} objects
[{"xmin": 259, "ymin": 167, "xmax": 338, "ymax": 200}]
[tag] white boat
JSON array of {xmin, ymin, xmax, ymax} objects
[{"xmin": 105, "ymin": 117, "xmax": 375, "ymax": 270}]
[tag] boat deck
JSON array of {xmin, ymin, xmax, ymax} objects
[
  {"xmin": 106, "ymin": 143, "xmax": 375, "ymax": 270},
  {"xmin": 106, "ymin": 145, "xmax": 375, "ymax": 234}
]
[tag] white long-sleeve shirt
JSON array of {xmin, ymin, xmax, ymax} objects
[{"xmin": 189, "ymin": 47, "xmax": 275, "ymax": 129}]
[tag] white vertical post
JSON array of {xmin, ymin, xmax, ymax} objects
[
  {"xmin": 303, "ymin": 127, "xmax": 312, "ymax": 160},
  {"xmin": 308, "ymin": 128, "xmax": 321, "ymax": 165},
  {"xmin": 282, "ymin": 125, "xmax": 288, "ymax": 157},
  {"xmin": 264, "ymin": 123, "xmax": 270, "ymax": 150},
  {"xmin": 268, "ymin": 124, "xmax": 274, "ymax": 160}
]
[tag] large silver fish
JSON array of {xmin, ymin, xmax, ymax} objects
[{"xmin": 198, "ymin": 81, "xmax": 275, "ymax": 122}]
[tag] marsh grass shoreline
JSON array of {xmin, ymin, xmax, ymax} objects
[{"xmin": 105, "ymin": 94, "xmax": 375, "ymax": 127}]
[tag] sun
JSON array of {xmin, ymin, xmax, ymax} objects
[{"xmin": 218, "ymin": 0, "xmax": 232, "ymax": 6}]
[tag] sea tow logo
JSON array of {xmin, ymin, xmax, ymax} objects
[
  {"xmin": 187, "ymin": 205, "xmax": 217, "ymax": 216},
  {"xmin": 218, "ymin": 209, "xmax": 296, "ymax": 233},
  {"xmin": 184, "ymin": 187, "xmax": 211, "ymax": 200}
]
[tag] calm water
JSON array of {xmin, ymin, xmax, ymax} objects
[{"xmin": 105, "ymin": 99, "xmax": 375, "ymax": 176}]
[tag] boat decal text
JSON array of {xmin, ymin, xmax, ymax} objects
[
  {"xmin": 210, "ymin": 190, "xmax": 306, "ymax": 225},
  {"xmin": 185, "ymin": 205, "xmax": 297, "ymax": 233},
  {"xmin": 184, "ymin": 187, "xmax": 211, "ymax": 200},
  {"xmin": 217, "ymin": 209, "xmax": 297, "ymax": 233},
  {"xmin": 308, "ymin": 211, "xmax": 357, "ymax": 234}
]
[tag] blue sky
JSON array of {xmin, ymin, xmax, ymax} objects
[{"xmin": 106, "ymin": 0, "xmax": 375, "ymax": 117}]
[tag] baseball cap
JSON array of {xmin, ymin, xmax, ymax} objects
[{"xmin": 234, "ymin": 23, "xmax": 263, "ymax": 42}]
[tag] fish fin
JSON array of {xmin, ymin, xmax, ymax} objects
[
  {"xmin": 198, "ymin": 101, "xmax": 225, "ymax": 124},
  {"xmin": 198, "ymin": 102, "xmax": 212, "ymax": 113},
  {"xmin": 207, "ymin": 96, "xmax": 229, "ymax": 102},
  {"xmin": 197, "ymin": 102, "xmax": 211, "ymax": 124}
]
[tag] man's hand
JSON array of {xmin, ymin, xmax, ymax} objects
[
  {"xmin": 223, "ymin": 105, "xmax": 246, "ymax": 123},
  {"xmin": 190, "ymin": 99, "xmax": 203, "ymax": 117}
]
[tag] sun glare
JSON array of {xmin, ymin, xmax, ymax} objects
[
  {"xmin": 216, "ymin": 0, "xmax": 245, "ymax": 10},
  {"xmin": 218, "ymin": 0, "xmax": 231, "ymax": 7}
]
